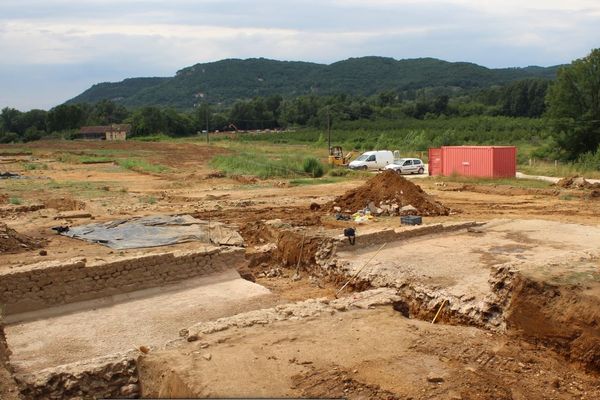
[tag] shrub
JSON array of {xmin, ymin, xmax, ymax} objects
[
  {"xmin": 328, "ymin": 168, "xmax": 350, "ymax": 177},
  {"xmin": 0, "ymin": 132, "xmax": 19, "ymax": 143},
  {"xmin": 302, "ymin": 157, "xmax": 324, "ymax": 178}
]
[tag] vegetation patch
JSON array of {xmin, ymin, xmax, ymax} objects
[
  {"xmin": 438, "ymin": 176, "xmax": 553, "ymax": 189},
  {"xmin": 22, "ymin": 162, "xmax": 48, "ymax": 170},
  {"xmin": 79, "ymin": 156, "xmax": 114, "ymax": 164},
  {"xmin": 302, "ymin": 157, "xmax": 325, "ymax": 178},
  {"xmin": 210, "ymin": 152, "xmax": 311, "ymax": 179},
  {"xmin": 139, "ymin": 196, "xmax": 157, "ymax": 204},
  {"xmin": 116, "ymin": 158, "xmax": 169, "ymax": 174},
  {"xmin": 288, "ymin": 177, "xmax": 346, "ymax": 186}
]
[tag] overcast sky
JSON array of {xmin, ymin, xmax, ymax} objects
[{"xmin": 1, "ymin": 0, "xmax": 599, "ymax": 110}]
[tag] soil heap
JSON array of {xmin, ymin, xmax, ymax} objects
[
  {"xmin": 331, "ymin": 170, "xmax": 449, "ymax": 216},
  {"xmin": 0, "ymin": 223, "xmax": 43, "ymax": 253}
]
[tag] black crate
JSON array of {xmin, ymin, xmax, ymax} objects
[{"xmin": 401, "ymin": 215, "xmax": 422, "ymax": 225}]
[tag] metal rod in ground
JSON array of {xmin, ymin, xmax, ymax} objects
[
  {"xmin": 431, "ymin": 299, "xmax": 447, "ymax": 324},
  {"xmin": 336, "ymin": 242, "xmax": 387, "ymax": 297}
]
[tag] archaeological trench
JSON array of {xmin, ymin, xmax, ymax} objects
[
  {"xmin": 1, "ymin": 214, "xmax": 600, "ymax": 399},
  {"xmin": 1, "ymin": 171, "xmax": 600, "ymax": 399}
]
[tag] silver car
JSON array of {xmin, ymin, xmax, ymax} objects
[{"xmin": 384, "ymin": 158, "xmax": 425, "ymax": 174}]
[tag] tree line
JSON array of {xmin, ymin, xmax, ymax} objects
[
  {"xmin": 0, "ymin": 78, "xmax": 550, "ymax": 139},
  {"xmin": 1, "ymin": 48, "xmax": 598, "ymax": 163}
]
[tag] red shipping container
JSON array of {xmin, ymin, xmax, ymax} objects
[{"xmin": 428, "ymin": 146, "xmax": 516, "ymax": 178}]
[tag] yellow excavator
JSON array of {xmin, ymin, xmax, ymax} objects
[{"xmin": 328, "ymin": 146, "xmax": 355, "ymax": 166}]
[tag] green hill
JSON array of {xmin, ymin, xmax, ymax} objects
[{"xmin": 67, "ymin": 57, "xmax": 560, "ymax": 109}]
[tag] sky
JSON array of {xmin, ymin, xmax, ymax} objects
[{"xmin": 1, "ymin": 0, "xmax": 599, "ymax": 110}]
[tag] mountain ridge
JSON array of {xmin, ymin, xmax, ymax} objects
[{"xmin": 67, "ymin": 56, "xmax": 561, "ymax": 109}]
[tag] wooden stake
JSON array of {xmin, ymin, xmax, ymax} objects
[
  {"xmin": 336, "ymin": 243, "xmax": 386, "ymax": 297},
  {"xmin": 431, "ymin": 299, "xmax": 447, "ymax": 324},
  {"xmin": 295, "ymin": 231, "xmax": 306, "ymax": 274}
]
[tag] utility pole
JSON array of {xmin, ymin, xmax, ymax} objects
[
  {"xmin": 205, "ymin": 103, "xmax": 209, "ymax": 145},
  {"xmin": 327, "ymin": 107, "xmax": 331, "ymax": 153}
]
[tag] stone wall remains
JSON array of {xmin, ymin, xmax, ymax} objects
[
  {"xmin": 335, "ymin": 221, "xmax": 480, "ymax": 251},
  {"xmin": 0, "ymin": 246, "xmax": 244, "ymax": 315},
  {"xmin": 1, "ymin": 316, "xmax": 21, "ymax": 400},
  {"xmin": 16, "ymin": 352, "xmax": 140, "ymax": 400}
]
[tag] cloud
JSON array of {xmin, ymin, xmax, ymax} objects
[{"xmin": 1, "ymin": 0, "xmax": 599, "ymax": 109}]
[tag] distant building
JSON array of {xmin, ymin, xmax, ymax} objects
[{"xmin": 75, "ymin": 124, "xmax": 130, "ymax": 141}]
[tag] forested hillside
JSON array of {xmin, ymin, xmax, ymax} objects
[{"xmin": 67, "ymin": 57, "xmax": 560, "ymax": 109}]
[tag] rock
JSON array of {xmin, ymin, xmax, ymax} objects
[
  {"xmin": 265, "ymin": 219, "xmax": 285, "ymax": 227},
  {"xmin": 179, "ymin": 328, "xmax": 189, "ymax": 337},
  {"xmin": 120, "ymin": 383, "xmax": 139, "ymax": 396},
  {"xmin": 573, "ymin": 177, "xmax": 587, "ymax": 188},
  {"xmin": 426, "ymin": 373, "xmax": 445, "ymax": 383},
  {"xmin": 39, "ymin": 249, "xmax": 48, "ymax": 256},
  {"xmin": 333, "ymin": 206, "xmax": 342, "ymax": 212},
  {"xmin": 138, "ymin": 345, "xmax": 150, "ymax": 354},
  {"xmin": 367, "ymin": 201, "xmax": 378, "ymax": 213},
  {"xmin": 255, "ymin": 243, "xmax": 277, "ymax": 253},
  {"xmin": 202, "ymin": 353, "xmax": 212, "ymax": 361},
  {"xmin": 309, "ymin": 202, "xmax": 321, "ymax": 211},
  {"xmin": 187, "ymin": 334, "xmax": 199, "ymax": 342},
  {"xmin": 54, "ymin": 211, "xmax": 92, "ymax": 220},
  {"xmin": 291, "ymin": 272, "xmax": 302, "ymax": 281}
]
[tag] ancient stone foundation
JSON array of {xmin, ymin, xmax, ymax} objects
[{"xmin": 0, "ymin": 247, "xmax": 244, "ymax": 315}]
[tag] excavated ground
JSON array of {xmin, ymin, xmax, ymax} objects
[
  {"xmin": 2, "ymin": 142, "xmax": 600, "ymax": 399},
  {"xmin": 140, "ymin": 306, "xmax": 600, "ymax": 399}
]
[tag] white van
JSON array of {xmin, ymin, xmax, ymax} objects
[{"xmin": 348, "ymin": 150, "xmax": 395, "ymax": 170}]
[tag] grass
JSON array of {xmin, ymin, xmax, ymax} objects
[
  {"xmin": 79, "ymin": 156, "xmax": 114, "ymax": 164},
  {"xmin": 116, "ymin": 158, "xmax": 169, "ymax": 174},
  {"xmin": 3, "ymin": 179, "xmax": 123, "ymax": 199},
  {"xmin": 210, "ymin": 141, "xmax": 341, "ymax": 179},
  {"xmin": 0, "ymin": 148, "xmax": 32, "ymax": 155},
  {"xmin": 437, "ymin": 176, "xmax": 554, "ymax": 189},
  {"xmin": 288, "ymin": 177, "xmax": 347, "ymax": 186},
  {"xmin": 131, "ymin": 134, "xmax": 174, "ymax": 142},
  {"xmin": 519, "ymin": 161, "xmax": 600, "ymax": 180},
  {"xmin": 139, "ymin": 196, "xmax": 157, "ymax": 204},
  {"xmin": 22, "ymin": 162, "xmax": 48, "ymax": 170},
  {"xmin": 8, "ymin": 197, "xmax": 22, "ymax": 205},
  {"xmin": 211, "ymin": 153, "xmax": 311, "ymax": 179}
]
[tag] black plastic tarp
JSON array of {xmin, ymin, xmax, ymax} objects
[{"xmin": 61, "ymin": 215, "xmax": 244, "ymax": 249}]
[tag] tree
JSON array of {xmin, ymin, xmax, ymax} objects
[
  {"xmin": 46, "ymin": 104, "xmax": 86, "ymax": 132},
  {"xmin": 0, "ymin": 107, "xmax": 21, "ymax": 133},
  {"xmin": 88, "ymin": 100, "xmax": 129, "ymax": 125},
  {"xmin": 546, "ymin": 49, "xmax": 600, "ymax": 159},
  {"xmin": 130, "ymin": 107, "xmax": 165, "ymax": 136}
]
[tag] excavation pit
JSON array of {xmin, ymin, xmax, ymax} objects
[{"xmin": 3, "ymin": 218, "xmax": 600, "ymax": 398}]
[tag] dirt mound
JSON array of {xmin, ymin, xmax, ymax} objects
[
  {"xmin": 556, "ymin": 176, "xmax": 600, "ymax": 189},
  {"xmin": 43, "ymin": 197, "xmax": 86, "ymax": 211},
  {"xmin": 331, "ymin": 170, "xmax": 449, "ymax": 216},
  {"xmin": 0, "ymin": 223, "xmax": 44, "ymax": 254}
]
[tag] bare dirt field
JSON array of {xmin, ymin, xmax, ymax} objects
[{"xmin": 1, "ymin": 140, "xmax": 599, "ymax": 399}]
